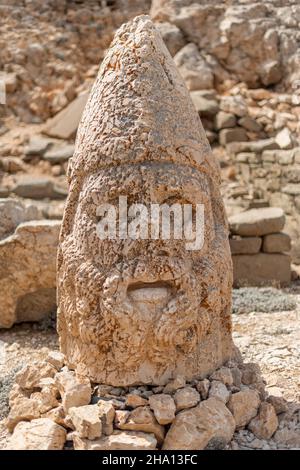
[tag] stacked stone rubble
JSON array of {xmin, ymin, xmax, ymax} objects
[
  {"xmin": 6, "ymin": 351, "xmax": 284, "ymax": 450},
  {"xmin": 229, "ymin": 207, "xmax": 291, "ymax": 286}
]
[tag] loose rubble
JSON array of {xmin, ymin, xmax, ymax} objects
[{"xmin": 3, "ymin": 353, "xmax": 291, "ymax": 450}]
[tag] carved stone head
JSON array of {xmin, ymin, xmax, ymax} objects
[{"xmin": 57, "ymin": 16, "xmax": 233, "ymax": 386}]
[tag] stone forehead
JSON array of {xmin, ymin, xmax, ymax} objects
[{"xmin": 68, "ymin": 15, "xmax": 220, "ymax": 184}]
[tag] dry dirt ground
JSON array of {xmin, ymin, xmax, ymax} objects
[{"xmin": 0, "ymin": 284, "xmax": 299, "ymax": 450}]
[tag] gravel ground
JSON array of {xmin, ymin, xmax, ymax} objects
[
  {"xmin": 0, "ymin": 284, "xmax": 299, "ymax": 450},
  {"xmin": 232, "ymin": 287, "xmax": 297, "ymax": 315}
]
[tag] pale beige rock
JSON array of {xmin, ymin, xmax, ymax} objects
[
  {"xmin": 208, "ymin": 381, "xmax": 230, "ymax": 404},
  {"xmin": 262, "ymin": 233, "xmax": 291, "ymax": 253},
  {"xmin": 73, "ymin": 430, "xmax": 157, "ymax": 450},
  {"xmin": 9, "ymin": 384, "xmax": 30, "ymax": 406},
  {"xmin": 174, "ymin": 43, "xmax": 214, "ymax": 90},
  {"xmin": 30, "ymin": 387, "xmax": 59, "ymax": 413},
  {"xmin": 210, "ymin": 367, "xmax": 233, "ymax": 386},
  {"xmin": 98, "ymin": 400, "xmax": 115, "ymax": 435},
  {"xmin": 229, "ymin": 208, "xmax": 285, "ymax": 237},
  {"xmin": 232, "ymin": 253, "xmax": 291, "ymax": 286},
  {"xmin": 15, "ymin": 362, "xmax": 57, "ymax": 390},
  {"xmin": 275, "ymin": 128, "xmax": 292, "ymax": 150},
  {"xmin": 6, "ymin": 397, "xmax": 41, "ymax": 432},
  {"xmin": 148, "ymin": 394, "xmax": 176, "ymax": 425},
  {"xmin": 241, "ymin": 362, "xmax": 263, "ymax": 386},
  {"xmin": 174, "ymin": 386, "xmax": 200, "ymax": 411},
  {"xmin": 267, "ymin": 396, "xmax": 288, "ymax": 415},
  {"xmin": 47, "ymin": 351, "xmax": 65, "ymax": 370},
  {"xmin": 229, "ymin": 237, "xmax": 262, "ymax": 255},
  {"xmin": 248, "ymin": 402, "xmax": 278, "ymax": 439},
  {"xmin": 126, "ymin": 394, "xmax": 148, "ymax": 408},
  {"xmin": 43, "ymin": 92, "xmax": 89, "ymax": 140},
  {"xmin": 114, "ymin": 406, "xmax": 165, "ymax": 445},
  {"xmin": 227, "ymin": 389, "xmax": 260, "ymax": 428},
  {"xmin": 0, "ymin": 198, "xmax": 43, "ymax": 240},
  {"xmin": 55, "ymin": 370, "xmax": 91, "ymax": 412},
  {"xmin": 69, "ymin": 405, "xmax": 102, "ymax": 440},
  {"xmin": 57, "ymin": 15, "xmax": 233, "ymax": 386},
  {"xmin": 163, "ymin": 376, "xmax": 186, "ymax": 394},
  {"xmin": 7, "ymin": 418, "xmax": 66, "ymax": 450},
  {"xmin": 0, "ymin": 221, "xmax": 60, "ymax": 328},
  {"xmin": 42, "ymin": 405, "xmax": 67, "ymax": 427},
  {"xmin": 163, "ymin": 397, "xmax": 235, "ymax": 450}
]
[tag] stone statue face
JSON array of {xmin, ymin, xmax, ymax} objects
[
  {"xmin": 58, "ymin": 162, "xmax": 232, "ymax": 385},
  {"xmin": 57, "ymin": 15, "xmax": 233, "ymax": 386}
]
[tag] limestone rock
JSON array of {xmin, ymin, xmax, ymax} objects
[
  {"xmin": 238, "ymin": 116, "xmax": 262, "ymax": 133},
  {"xmin": 163, "ymin": 376, "xmax": 186, "ymax": 394},
  {"xmin": 208, "ymin": 381, "xmax": 230, "ymax": 404},
  {"xmin": 275, "ymin": 128, "xmax": 293, "ymax": 150},
  {"xmin": 262, "ymin": 233, "xmax": 291, "ymax": 253},
  {"xmin": 220, "ymin": 96, "xmax": 247, "ymax": 118},
  {"xmin": 230, "ymin": 237, "xmax": 262, "ymax": 255},
  {"xmin": 42, "ymin": 405, "xmax": 67, "ymax": 427},
  {"xmin": 229, "ymin": 208, "xmax": 285, "ymax": 237},
  {"xmin": 0, "ymin": 198, "xmax": 43, "ymax": 240},
  {"xmin": 174, "ymin": 43, "xmax": 214, "ymax": 90},
  {"xmin": 15, "ymin": 362, "xmax": 57, "ymax": 390},
  {"xmin": 6, "ymin": 397, "xmax": 41, "ymax": 432},
  {"xmin": 13, "ymin": 176, "xmax": 67, "ymax": 200},
  {"xmin": 58, "ymin": 15, "xmax": 233, "ymax": 386},
  {"xmin": 227, "ymin": 389, "xmax": 260, "ymax": 428},
  {"xmin": 241, "ymin": 363, "xmax": 263, "ymax": 386},
  {"xmin": 149, "ymin": 394, "xmax": 176, "ymax": 425},
  {"xmin": 0, "ymin": 156, "xmax": 26, "ymax": 173},
  {"xmin": 69, "ymin": 405, "xmax": 102, "ymax": 440},
  {"xmin": 43, "ymin": 144, "xmax": 75, "ymax": 164},
  {"xmin": 163, "ymin": 397, "xmax": 235, "ymax": 450},
  {"xmin": 215, "ymin": 111, "xmax": 236, "ymax": 130},
  {"xmin": 97, "ymin": 400, "xmax": 116, "ymax": 436},
  {"xmin": 43, "ymin": 92, "xmax": 89, "ymax": 140},
  {"xmin": 227, "ymin": 138, "xmax": 278, "ymax": 155},
  {"xmin": 8, "ymin": 418, "xmax": 66, "ymax": 450},
  {"xmin": 155, "ymin": 22, "xmax": 185, "ymax": 56},
  {"xmin": 55, "ymin": 370, "xmax": 91, "ymax": 412},
  {"xmin": 73, "ymin": 430, "xmax": 157, "ymax": 450},
  {"xmin": 174, "ymin": 386, "xmax": 200, "ymax": 411},
  {"xmin": 30, "ymin": 386, "xmax": 59, "ymax": 413},
  {"xmin": 219, "ymin": 128, "xmax": 248, "ymax": 145},
  {"xmin": 114, "ymin": 406, "xmax": 165, "ymax": 445},
  {"xmin": 24, "ymin": 136, "xmax": 54, "ymax": 157},
  {"xmin": 190, "ymin": 91, "xmax": 219, "ymax": 117},
  {"xmin": 47, "ymin": 351, "xmax": 65, "ymax": 371},
  {"xmin": 0, "ymin": 220, "xmax": 60, "ymax": 328},
  {"xmin": 232, "ymin": 253, "xmax": 291, "ymax": 286},
  {"xmin": 126, "ymin": 394, "xmax": 148, "ymax": 408},
  {"xmin": 267, "ymin": 396, "xmax": 288, "ymax": 415},
  {"xmin": 248, "ymin": 402, "xmax": 278, "ymax": 439},
  {"xmin": 210, "ymin": 367, "xmax": 233, "ymax": 386}
]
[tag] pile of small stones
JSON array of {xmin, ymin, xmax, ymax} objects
[{"xmin": 5, "ymin": 350, "xmax": 292, "ymax": 450}]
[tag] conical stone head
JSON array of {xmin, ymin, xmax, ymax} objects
[{"xmin": 57, "ymin": 15, "xmax": 233, "ymax": 386}]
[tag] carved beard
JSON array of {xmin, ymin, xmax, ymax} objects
[{"xmin": 68, "ymin": 256, "xmax": 212, "ymax": 374}]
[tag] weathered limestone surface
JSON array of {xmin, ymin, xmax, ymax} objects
[
  {"xmin": 232, "ymin": 253, "xmax": 291, "ymax": 286},
  {"xmin": 0, "ymin": 219, "xmax": 61, "ymax": 328},
  {"xmin": 57, "ymin": 15, "xmax": 233, "ymax": 386}
]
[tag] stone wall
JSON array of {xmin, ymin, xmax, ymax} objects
[{"xmin": 228, "ymin": 207, "xmax": 291, "ymax": 286}]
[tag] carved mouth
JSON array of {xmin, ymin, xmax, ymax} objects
[{"xmin": 127, "ymin": 281, "xmax": 174, "ymax": 304}]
